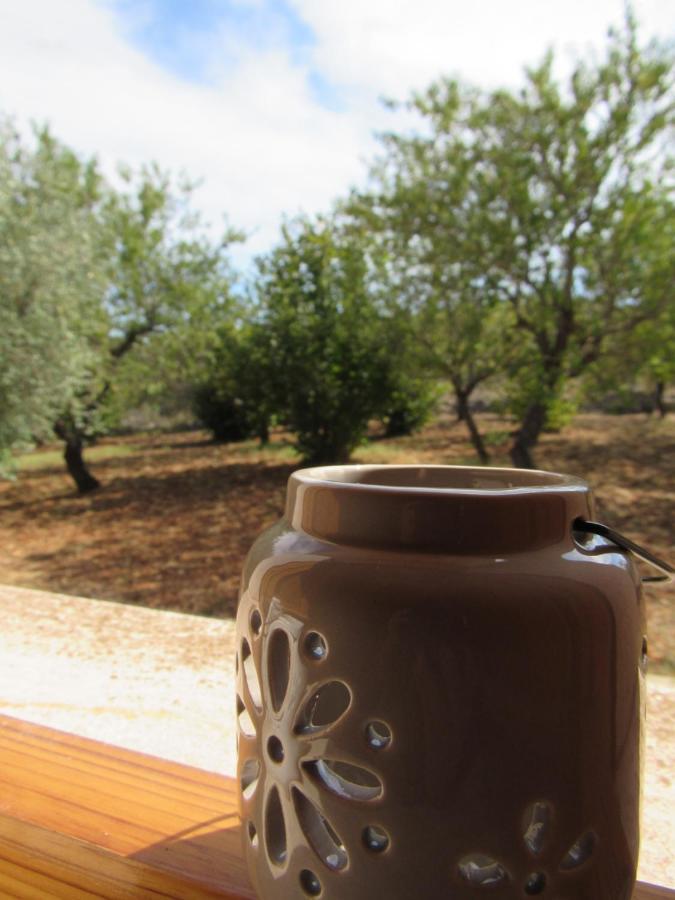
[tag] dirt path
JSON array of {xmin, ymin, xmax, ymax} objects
[{"xmin": 0, "ymin": 412, "xmax": 672, "ymax": 670}]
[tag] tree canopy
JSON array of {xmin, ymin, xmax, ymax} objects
[
  {"xmin": 0, "ymin": 121, "xmax": 242, "ymax": 488},
  {"xmin": 59, "ymin": 163, "xmax": 241, "ymax": 490},
  {"xmin": 0, "ymin": 123, "xmax": 108, "ymax": 473},
  {"xmin": 253, "ymin": 216, "xmax": 397, "ymax": 463},
  {"xmin": 353, "ymin": 13, "xmax": 674, "ymax": 465}
]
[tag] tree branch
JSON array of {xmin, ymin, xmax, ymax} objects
[{"xmin": 110, "ymin": 320, "xmax": 156, "ymax": 359}]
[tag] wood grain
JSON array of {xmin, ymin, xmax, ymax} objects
[
  {"xmin": 0, "ymin": 714, "xmax": 253, "ymax": 898},
  {"xmin": 0, "ymin": 714, "xmax": 671, "ymax": 898}
]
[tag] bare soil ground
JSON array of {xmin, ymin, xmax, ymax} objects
[{"xmin": 1, "ymin": 412, "xmax": 673, "ymax": 671}]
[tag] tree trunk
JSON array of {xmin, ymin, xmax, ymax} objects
[
  {"xmin": 456, "ymin": 388, "xmax": 489, "ymax": 465},
  {"xmin": 54, "ymin": 420, "xmax": 100, "ymax": 493},
  {"xmin": 385, "ymin": 409, "xmax": 412, "ymax": 437},
  {"xmin": 509, "ymin": 402, "xmax": 548, "ymax": 469},
  {"xmin": 654, "ymin": 381, "xmax": 667, "ymax": 418},
  {"xmin": 64, "ymin": 435, "xmax": 100, "ymax": 493}
]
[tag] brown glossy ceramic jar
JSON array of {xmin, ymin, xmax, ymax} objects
[{"xmin": 235, "ymin": 465, "xmax": 645, "ymax": 900}]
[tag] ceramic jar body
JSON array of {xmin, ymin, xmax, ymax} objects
[{"xmin": 235, "ymin": 466, "xmax": 644, "ymax": 900}]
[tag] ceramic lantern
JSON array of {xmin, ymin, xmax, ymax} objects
[{"xmin": 235, "ymin": 465, "xmax": 660, "ymax": 900}]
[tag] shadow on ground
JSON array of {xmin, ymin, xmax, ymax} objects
[
  {"xmin": 1, "ymin": 414, "xmax": 672, "ymax": 669},
  {"xmin": 130, "ymin": 814, "xmax": 255, "ymax": 899}
]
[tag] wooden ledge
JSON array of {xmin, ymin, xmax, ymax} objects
[
  {"xmin": 0, "ymin": 714, "xmax": 253, "ymax": 898},
  {"xmin": 0, "ymin": 714, "xmax": 672, "ymax": 899}
]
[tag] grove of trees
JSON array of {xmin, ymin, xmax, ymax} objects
[
  {"xmin": 0, "ymin": 125, "xmax": 241, "ymax": 490},
  {"xmin": 1, "ymin": 13, "xmax": 673, "ymax": 490}
]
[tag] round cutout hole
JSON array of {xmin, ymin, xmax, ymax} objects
[
  {"xmin": 363, "ymin": 825, "xmax": 389, "ymax": 852},
  {"xmin": 524, "ymin": 872, "xmax": 547, "ymax": 894},
  {"xmin": 366, "ymin": 720, "xmax": 392, "ymax": 749},
  {"xmin": 299, "ymin": 868, "xmax": 322, "ymax": 896},
  {"xmin": 250, "ymin": 608, "xmax": 263, "ymax": 636},
  {"xmin": 305, "ymin": 631, "xmax": 327, "ymax": 660},
  {"xmin": 267, "ymin": 735, "xmax": 284, "ymax": 763}
]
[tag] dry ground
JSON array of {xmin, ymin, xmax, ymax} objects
[{"xmin": 1, "ymin": 412, "xmax": 673, "ymax": 671}]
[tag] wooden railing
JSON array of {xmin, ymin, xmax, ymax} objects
[{"xmin": 0, "ymin": 714, "xmax": 672, "ymax": 899}]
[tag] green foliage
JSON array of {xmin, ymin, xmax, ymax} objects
[
  {"xmin": 255, "ymin": 217, "xmax": 393, "ymax": 464},
  {"xmin": 377, "ymin": 324, "xmax": 441, "ymax": 436},
  {"xmin": 483, "ymin": 429, "xmax": 511, "ymax": 448},
  {"xmin": 381, "ymin": 376, "xmax": 440, "ymax": 437},
  {"xmin": 348, "ymin": 80, "xmax": 517, "ymax": 462},
  {"xmin": 192, "ymin": 324, "xmax": 274, "ymax": 444},
  {"xmin": 354, "ymin": 12, "xmax": 674, "ymax": 465},
  {"xmin": 193, "ymin": 382, "xmax": 251, "ymax": 443},
  {"xmin": 580, "ymin": 299, "xmax": 675, "ymax": 414},
  {"xmin": 15, "ymin": 441, "xmax": 136, "ymax": 472},
  {"xmin": 0, "ymin": 122, "xmax": 108, "ymax": 472},
  {"xmin": 90, "ymin": 165, "xmax": 242, "ymax": 425},
  {"xmin": 0, "ymin": 121, "xmax": 242, "ymax": 486},
  {"xmin": 544, "ymin": 395, "xmax": 579, "ymax": 433}
]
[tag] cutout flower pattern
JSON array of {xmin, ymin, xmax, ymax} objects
[
  {"xmin": 458, "ymin": 801, "xmax": 597, "ymax": 894},
  {"xmin": 236, "ymin": 596, "xmax": 391, "ymax": 895}
]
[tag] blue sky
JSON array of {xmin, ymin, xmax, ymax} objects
[
  {"xmin": 1, "ymin": 0, "xmax": 672, "ymax": 266},
  {"xmin": 113, "ymin": 0, "xmax": 316, "ymax": 85},
  {"xmin": 110, "ymin": 0, "xmax": 345, "ymax": 113}
]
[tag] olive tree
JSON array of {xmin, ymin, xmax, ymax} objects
[
  {"xmin": 56, "ymin": 163, "xmax": 242, "ymax": 491},
  {"xmin": 0, "ymin": 122, "xmax": 242, "ymax": 491},
  {"xmin": 0, "ymin": 122, "xmax": 107, "ymax": 475}
]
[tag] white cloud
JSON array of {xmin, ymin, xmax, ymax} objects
[
  {"xmin": 290, "ymin": 0, "xmax": 673, "ymax": 100},
  {"xmin": 0, "ymin": 0, "xmax": 671, "ymax": 269},
  {"xmin": 0, "ymin": 0, "xmax": 370, "ymax": 265}
]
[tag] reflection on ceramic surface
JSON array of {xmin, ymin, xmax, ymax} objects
[{"xmin": 236, "ymin": 465, "xmax": 644, "ymax": 900}]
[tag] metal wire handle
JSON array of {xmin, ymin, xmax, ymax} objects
[{"xmin": 573, "ymin": 518, "xmax": 674, "ymax": 584}]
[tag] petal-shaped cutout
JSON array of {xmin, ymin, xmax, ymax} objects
[
  {"xmin": 265, "ymin": 786, "xmax": 287, "ymax": 866},
  {"xmin": 560, "ymin": 831, "xmax": 596, "ymax": 870},
  {"xmin": 304, "ymin": 759, "xmax": 383, "ymax": 802},
  {"xmin": 295, "ymin": 681, "xmax": 351, "ymax": 734},
  {"xmin": 237, "ymin": 695, "xmax": 256, "ymax": 737},
  {"xmin": 523, "ymin": 801, "xmax": 552, "ymax": 856},
  {"xmin": 459, "ymin": 855, "xmax": 508, "ymax": 886},
  {"xmin": 240, "ymin": 757, "xmax": 260, "ymax": 801},
  {"xmin": 293, "ymin": 787, "xmax": 348, "ymax": 871},
  {"xmin": 242, "ymin": 639, "xmax": 262, "ymax": 711},
  {"xmin": 268, "ymin": 628, "xmax": 291, "ymax": 713}
]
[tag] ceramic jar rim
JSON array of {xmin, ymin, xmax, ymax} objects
[
  {"xmin": 292, "ymin": 464, "xmax": 588, "ymax": 496},
  {"xmin": 285, "ymin": 464, "xmax": 593, "ymax": 553}
]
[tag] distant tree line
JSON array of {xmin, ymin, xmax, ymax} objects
[{"xmin": 1, "ymin": 12, "xmax": 672, "ymax": 491}]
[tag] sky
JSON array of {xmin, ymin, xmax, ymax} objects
[{"xmin": 0, "ymin": 0, "xmax": 672, "ymax": 267}]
